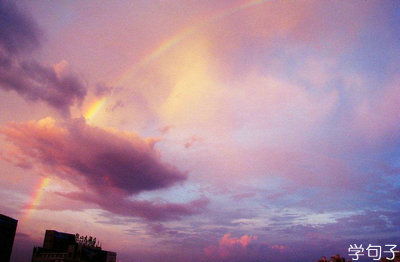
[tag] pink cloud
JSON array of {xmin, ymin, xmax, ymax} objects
[
  {"xmin": 204, "ymin": 233, "xmax": 257, "ymax": 259},
  {"xmin": 219, "ymin": 233, "xmax": 256, "ymax": 248}
]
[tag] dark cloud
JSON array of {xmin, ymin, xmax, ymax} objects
[
  {"xmin": 1, "ymin": 117, "xmax": 208, "ymax": 220},
  {"xmin": 0, "ymin": 58, "xmax": 87, "ymax": 117},
  {"xmin": 0, "ymin": 1, "xmax": 87, "ymax": 117},
  {"xmin": 0, "ymin": 0, "xmax": 40, "ymax": 54}
]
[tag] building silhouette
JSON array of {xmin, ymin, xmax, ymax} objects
[
  {"xmin": 32, "ymin": 230, "xmax": 116, "ymax": 262},
  {"xmin": 0, "ymin": 214, "xmax": 18, "ymax": 262}
]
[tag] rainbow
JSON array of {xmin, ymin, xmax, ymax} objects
[
  {"xmin": 85, "ymin": 0, "xmax": 270, "ymax": 121},
  {"xmin": 112, "ymin": 0, "xmax": 270, "ymax": 87},
  {"xmin": 84, "ymin": 96, "xmax": 107, "ymax": 122},
  {"xmin": 22, "ymin": 1, "xmax": 271, "ymax": 221},
  {"xmin": 23, "ymin": 177, "xmax": 50, "ymax": 220}
]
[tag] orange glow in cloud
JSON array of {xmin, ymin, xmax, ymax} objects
[{"xmin": 23, "ymin": 177, "xmax": 50, "ymax": 220}]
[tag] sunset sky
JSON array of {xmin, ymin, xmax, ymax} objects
[{"xmin": 1, "ymin": 0, "xmax": 400, "ymax": 261}]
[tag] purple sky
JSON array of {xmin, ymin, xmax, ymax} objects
[{"xmin": 1, "ymin": 0, "xmax": 400, "ymax": 261}]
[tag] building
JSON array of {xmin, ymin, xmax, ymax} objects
[
  {"xmin": 32, "ymin": 230, "xmax": 116, "ymax": 262},
  {"xmin": 0, "ymin": 214, "xmax": 18, "ymax": 262}
]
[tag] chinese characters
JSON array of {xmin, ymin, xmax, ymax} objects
[{"xmin": 348, "ymin": 244, "xmax": 399, "ymax": 261}]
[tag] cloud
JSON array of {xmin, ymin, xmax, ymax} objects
[
  {"xmin": 106, "ymin": 99, "xmax": 125, "ymax": 113},
  {"xmin": 59, "ymin": 191, "xmax": 208, "ymax": 221},
  {"xmin": 271, "ymin": 210, "xmax": 400, "ymax": 244},
  {"xmin": 204, "ymin": 233, "xmax": 257, "ymax": 259},
  {"xmin": 271, "ymin": 245, "xmax": 287, "ymax": 251},
  {"xmin": 219, "ymin": 233, "xmax": 256, "ymax": 248},
  {"xmin": 0, "ymin": 58, "xmax": 87, "ymax": 117},
  {"xmin": 231, "ymin": 192, "xmax": 256, "ymax": 201},
  {"xmin": 351, "ymin": 76, "xmax": 400, "ymax": 142},
  {"xmin": 0, "ymin": 0, "xmax": 40, "ymax": 54},
  {"xmin": 158, "ymin": 125, "xmax": 173, "ymax": 135},
  {"xmin": 0, "ymin": 1, "xmax": 87, "ymax": 117},
  {"xmin": 184, "ymin": 136, "xmax": 202, "ymax": 149},
  {"xmin": 94, "ymin": 83, "xmax": 114, "ymax": 97},
  {"xmin": 1, "ymin": 117, "xmax": 208, "ymax": 220}
]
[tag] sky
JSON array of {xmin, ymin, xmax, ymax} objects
[{"xmin": 1, "ymin": 0, "xmax": 400, "ymax": 261}]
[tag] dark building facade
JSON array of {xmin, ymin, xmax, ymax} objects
[
  {"xmin": 32, "ymin": 230, "xmax": 116, "ymax": 262},
  {"xmin": 42, "ymin": 230, "xmax": 76, "ymax": 251},
  {"xmin": 0, "ymin": 214, "xmax": 18, "ymax": 262}
]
